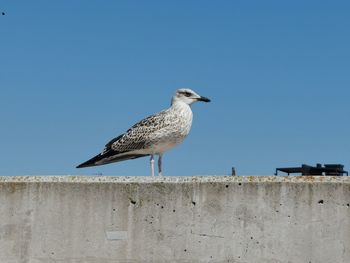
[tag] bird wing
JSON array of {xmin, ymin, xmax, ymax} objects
[
  {"xmin": 76, "ymin": 110, "xmax": 174, "ymax": 168},
  {"xmin": 105, "ymin": 109, "xmax": 172, "ymax": 153}
]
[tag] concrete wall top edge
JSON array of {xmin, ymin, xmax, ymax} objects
[{"xmin": 0, "ymin": 175, "xmax": 348, "ymax": 184}]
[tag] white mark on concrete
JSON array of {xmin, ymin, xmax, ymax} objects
[
  {"xmin": 191, "ymin": 231, "xmax": 224, "ymax": 239},
  {"xmin": 105, "ymin": 230, "xmax": 127, "ymax": 240}
]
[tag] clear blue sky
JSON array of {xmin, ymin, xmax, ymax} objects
[{"xmin": 1, "ymin": 1, "xmax": 349, "ymax": 176}]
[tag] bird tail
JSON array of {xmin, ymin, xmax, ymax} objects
[
  {"xmin": 76, "ymin": 152, "xmax": 148, "ymax": 168},
  {"xmin": 76, "ymin": 153, "xmax": 104, "ymax": 168}
]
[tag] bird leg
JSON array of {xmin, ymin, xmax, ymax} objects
[
  {"xmin": 150, "ymin": 155, "xmax": 155, "ymax": 177},
  {"xmin": 158, "ymin": 154, "xmax": 163, "ymax": 176}
]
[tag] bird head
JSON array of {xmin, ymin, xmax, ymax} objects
[{"xmin": 171, "ymin": 88, "xmax": 211, "ymax": 106}]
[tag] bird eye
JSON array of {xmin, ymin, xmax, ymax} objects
[{"xmin": 184, "ymin": 92, "xmax": 192, "ymax": 97}]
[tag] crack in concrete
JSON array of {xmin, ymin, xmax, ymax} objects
[{"xmin": 192, "ymin": 232, "xmax": 224, "ymax": 238}]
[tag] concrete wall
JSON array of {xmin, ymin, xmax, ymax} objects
[{"xmin": 0, "ymin": 176, "xmax": 349, "ymax": 263}]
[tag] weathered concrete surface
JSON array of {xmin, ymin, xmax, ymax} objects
[{"xmin": 0, "ymin": 176, "xmax": 349, "ymax": 263}]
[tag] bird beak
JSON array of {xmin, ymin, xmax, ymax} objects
[{"xmin": 197, "ymin": 96, "xmax": 211, "ymax": 102}]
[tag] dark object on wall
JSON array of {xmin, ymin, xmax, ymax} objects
[
  {"xmin": 275, "ymin": 163, "xmax": 348, "ymax": 176},
  {"xmin": 231, "ymin": 167, "xmax": 236, "ymax": 176},
  {"xmin": 1, "ymin": 12, "xmax": 5, "ymax": 16}
]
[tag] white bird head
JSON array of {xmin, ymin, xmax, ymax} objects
[{"xmin": 171, "ymin": 88, "xmax": 211, "ymax": 106}]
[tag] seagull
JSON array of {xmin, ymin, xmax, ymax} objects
[{"xmin": 76, "ymin": 88, "xmax": 210, "ymax": 176}]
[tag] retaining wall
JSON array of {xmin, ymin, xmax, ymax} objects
[{"xmin": 0, "ymin": 176, "xmax": 349, "ymax": 263}]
